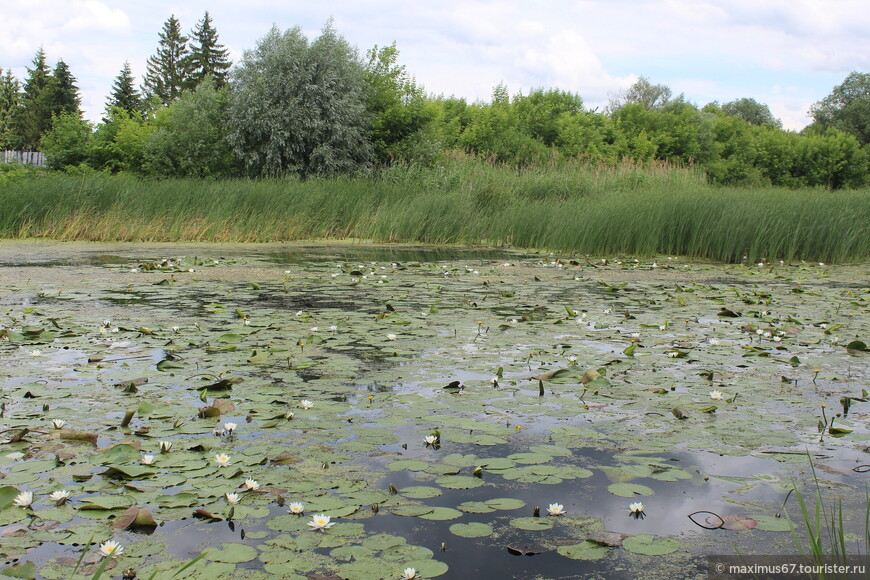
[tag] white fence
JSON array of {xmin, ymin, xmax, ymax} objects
[{"xmin": 2, "ymin": 150, "xmax": 45, "ymax": 166}]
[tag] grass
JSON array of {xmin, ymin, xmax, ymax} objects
[
  {"xmin": 786, "ymin": 458, "xmax": 870, "ymax": 578},
  {"xmin": 1, "ymin": 155, "xmax": 869, "ymax": 262}
]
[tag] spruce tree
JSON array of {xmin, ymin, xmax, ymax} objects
[
  {"xmin": 143, "ymin": 15, "xmax": 190, "ymax": 106},
  {"xmin": 45, "ymin": 59, "xmax": 82, "ymax": 117},
  {"xmin": 106, "ymin": 62, "xmax": 142, "ymax": 117},
  {"xmin": 187, "ymin": 11, "xmax": 232, "ymax": 89},
  {"xmin": 0, "ymin": 68, "xmax": 21, "ymax": 149},
  {"xmin": 15, "ymin": 47, "xmax": 53, "ymax": 148}
]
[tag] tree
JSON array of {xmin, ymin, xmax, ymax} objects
[
  {"xmin": 144, "ymin": 76, "xmax": 233, "ymax": 177},
  {"xmin": 45, "ymin": 59, "xmax": 82, "ymax": 118},
  {"xmin": 721, "ymin": 97, "xmax": 780, "ymax": 127},
  {"xmin": 810, "ymin": 72, "xmax": 870, "ymax": 145},
  {"xmin": 143, "ymin": 15, "xmax": 190, "ymax": 106},
  {"xmin": 513, "ymin": 88, "xmax": 584, "ymax": 147},
  {"xmin": 608, "ymin": 76, "xmax": 672, "ymax": 112},
  {"xmin": 106, "ymin": 62, "xmax": 142, "ymax": 117},
  {"xmin": 187, "ymin": 11, "xmax": 232, "ymax": 89},
  {"xmin": 41, "ymin": 112, "xmax": 92, "ymax": 169},
  {"xmin": 227, "ymin": 22, "xmax": 372, "ymax": 178},
  {"xmin": 0, "ymin": 68, "xmax": 20, "ymax": 149},
  {"xmin": 364, "ymin": 42, "xmax": 433, "ymax": 163},
  {"xmin": 89, "ymin": 107, "xmax": 155, "ymax": 172},
  {"xmin": 15, "ymin": 48, "xmax": 53, "ymax": 148}
]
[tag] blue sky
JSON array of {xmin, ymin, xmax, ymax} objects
[{"xmin": 2, "ymin": 0, "xmax": 869, "ymax": 130}]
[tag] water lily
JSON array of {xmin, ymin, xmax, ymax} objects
[
  {"xmin": 223, "ymin": 422, "xmax": 237, "ymax": 433},
  {"xmin": 243, "ymin": 478, "xmax": 260, "ymax": 491},
  {"xmin": 98, "ymin": 540, "xmax": 123, "ymax": 558},
  {"xmin": 226, "ymin": 493, "xmax": 240, "ymax": 505},
  {"xmin": 13, "ymin": 491, "xmax": 33, "ymax": 508},
  {"xmin": 424, "ymin": 435, "xmax": 439, "ymax": 446},
  {"xmin": 307, "ymin": 513, "xmax": 335, "ymax": 531},
  {"xmin": 300, "ymin": 400, "xmax": 314, "ymax": 409},
  {"xmin": 667, "ymin": 351, "xmax": 679, "ymax": 358},
  {"xmin": 401, "ymin": 568, "xmax": 417, "ymax": 580},
  {"xmin": 628, "ymin": 501, "xmax": 646, "ymax": 518},
  {"xmin": 329, "ymin": 325, "xmax": 338, "ymax": 332},
  {"xmin": 386, "ymin": 333, "xmax": 397, "ymax": 341},
  {"xmin": 158, "ymin": 441, "xmax": 172, "ymax": 453},
  {"xmin": 490, "ymin": 376, "xmax": 499, "ymax": 386},
  {"xmin": 49, "ymin": 490, "xmax": 70, "ymax": 505},
  {"xmin": 141, "ymin": 454, "xmax": 155, "ymax": 465},
  {"xmin": 214, "ymin": 453, "xmax": 231, "ymax": 467},
  {"xmin": 707, "ymin": 337, "xmax": 720, "ymax": 345},
  {"xmin": 52, "ymin": 419, "xmax": 66, "ymax": 429},
  {"xmin": 288, "ymin": 502, "xmax": 305, "ymax": 514},
  {"xmin": 709, "ymin": 390, "xmax": 724, "ymax": 400},
  {"xmin": 310, "ymin": 326, "xmax": 319, "ymax": 332},
  {"xmin": 547, "ymin": 503, "xmax": 566, "ymax": 516}
]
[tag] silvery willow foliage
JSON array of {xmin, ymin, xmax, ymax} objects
[{"xmin": 227, "ymin": 21, "xmax": 372, "ymax": 178}]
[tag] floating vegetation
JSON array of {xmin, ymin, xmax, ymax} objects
[{"xmin": 0, "ymin": 242, "xmax": 868, "ymax": 578}]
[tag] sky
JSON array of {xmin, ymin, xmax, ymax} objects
[{"xmin": 2, "ymin": 0, "xmax": 869, "ymax": 130}]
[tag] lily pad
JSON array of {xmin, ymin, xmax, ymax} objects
[
  {"xmin": 449, "ymin": 522, "xmax": 493, "ymax": 538},
  {"xmin": 622, "ymin": 534, "xmax": 680, "ymax": 555}
]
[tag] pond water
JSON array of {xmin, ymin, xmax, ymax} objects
[{"xmin": 0, "ymin": 242, "xmax": 868, "ymax": 580}]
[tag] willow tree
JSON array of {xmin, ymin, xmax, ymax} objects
[{"xmin": 227, "ymin": 21, "xmax": 372, "ymax": 178}]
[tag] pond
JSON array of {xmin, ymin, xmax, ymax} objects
[{"xmin": 0, "ymin": 241, "xmax": 868, "ymax": 579}]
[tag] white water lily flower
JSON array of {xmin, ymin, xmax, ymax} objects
[
  {"xmin": 288, "ymin": 502, "xmax": 305, "ymax": 514},
  {"xmin": 310, "ymin": 326, "xmax": 319, "ymax": 332},
  {"xmin": 329, "ymin": 325, "xmax": 338, "ymax": 332},
  {"xmin": 490, "ymin": 376, "xmax": 499, "ymax": 385},
  {"xmin": 386, "ymin": 333, "xmax": 397, "ymax": 341},
  {"xmin": 98, "ymin": 540, "xmax": 123, "ymax": 558},
  {"xmin": 424, "ymin": 435, "xmax": 439, "ymax": 446},
  {"xmin": 567, "ymin": 355, "xmax": 577, "ymax": 363},
  {"xmin": 709, "ymin": 390, "xmax": 724, "ymax": 401},
  {"xmin": 300, "ymin": 400, "xmax": 314, "ymax": 410},
  {"xmin": 401, "ymin": 568, "xmax": 417, "ymax": 579},
  {"xmin": 659, "ymin": 325, "xmax": 666, "ymax": 331},
  {"xmin": 756, "ymin": 328, "xmax": 764, "ymax": 335},
  {"xmin": 296, "ymin": 310, "xmax": 304, "ymax": 316},
  {"xmin": 28, "ymin": 349, "xmax": 42, "ymax": 356},
  {"xmin": 52, "ymin": 419, "xmax": 66, "ymax": 429},
  {"xmin": 171, "ymin": 326, "xmax": 180, "ymax": 332},
  {"xmin": 141, "ymin": 454, "xmax": 155, "ymax": 465},
  {"xmin": 13, "ymin": 491, "xmax": 33, "ymax": 508},
  {"xmin": 773, "ymin": 335, "xmax": 782, "ymax": 342},
  {"xmin": 667, "ymin": 351, "xmax": 679, "ymax": 358},
  {"xmin": 307, "ymin": 513, "xmax": 335, "ymax": 531},
  {"xmin": 628, "ymin": 502, "xmax": 646, "ymax": 515},
  {"xmin": 226, "ymin": 493, "xmax": 240, "ymax": 505},
  {"xmin": 547, "ymin": 503, "xmax": 566, "ymax": 516},
  {"xmin": 243, "ymin": 479, "xmax": 260, "ymax": 491},
  {"xmin": 223, "ymin": 422, "xmax": 237, "ymax": 433},
  {"xmin": 707, "ymin": 338, "xmax": 720, "ymax": 345},
  {"xmin": 214, "ymin": 453, "xmax": 231, "ymax": 467},
  {"xmin": 49, "ymin": 490, "xmax": 70, "ymax": 505},
  {"xmin": 158, "ymin": 441, "xmax": 172, "ymax": 453}
]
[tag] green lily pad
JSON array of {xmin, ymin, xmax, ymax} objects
[
  {"xmin": 622, "ymin": 534, "xmax": 680, "ymax": 555},
  {"xmin": 205, "ymin": 542, "xmax": 259, "ymax": 563},
  {"xmin": 509, "ymin": 517, "xmax": 554, "ymax": 531},
  {"xmin": 607, "ymin": 483, "xmax": 655, "ymax": 498},
  {"xmin": 557, "ymin": 541, "xmax": 611, "ymax": 560},
  {"xmin": 449, "ymin": 522, "xmax": 493, "ymax": 537}
]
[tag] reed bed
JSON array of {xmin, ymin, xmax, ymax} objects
[{"xmin": 1, "ymin": 157, "xmax": 868, "ymax": 262}]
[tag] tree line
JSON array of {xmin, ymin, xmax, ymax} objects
[{"xmin": 1, "ymin": 14, "xmax": 869, "ymax": 188}]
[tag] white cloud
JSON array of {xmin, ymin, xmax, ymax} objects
[{"xmin": 63, "ymin": 0, "xmax": 130, "ymax": 33}]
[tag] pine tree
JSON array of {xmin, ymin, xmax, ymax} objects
[
  {"xmin": 0, "ymin": 68, "xmax": 21, "ymax": 149},
  {"xmin": 45, "ymin": 59, "xmax": 82, "ymax": 117},
  {"xmin": 187, "ymin": 11, "xmax": 232, "ymax": 89},
  {"xmin": 143, "ymin": 15, "xmax": 190, "ymax": 106},
  {"xmin": 106, "ymin": 62, "xmax": 142, "ymax": 117},
  {"xmin": 15, "ymin": 47, "xmax": 53, "ymax": 148}
]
